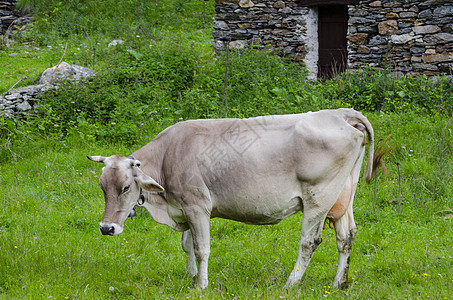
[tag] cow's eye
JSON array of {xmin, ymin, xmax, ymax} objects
[{"xmin": 122, "ymin": 185, "xmax": 130, "ymax": 194}]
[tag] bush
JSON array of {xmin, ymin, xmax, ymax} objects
[
  {"xmin": 321, "ymin": 66, "xmax": 453, "ymax": 115},
  {"xmin": 31, "ymin": 41, "xmax": 317, "ymax": 145}
]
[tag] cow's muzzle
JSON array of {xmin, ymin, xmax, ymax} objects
[
  {"xmin": 99, "ymin": 224, "xmax": 115, "ymax": 235},
  {"xmin": 99, "ymin": 223, "xmax": 123, "ymax": 236}
]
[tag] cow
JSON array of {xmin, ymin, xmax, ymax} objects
[{"xmin": 87, "ymin": 108, "xmax": 377, "ymax": 289}]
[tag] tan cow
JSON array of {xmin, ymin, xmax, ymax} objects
[{"xmin": 87, "ymin": 108, "xmax": 376, "ymax": 289}]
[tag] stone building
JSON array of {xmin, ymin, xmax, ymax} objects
[{"xmin": 213, "ymin": 0, "xmax": 453, "ymax": 79}]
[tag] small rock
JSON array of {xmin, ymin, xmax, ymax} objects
[
  {"xmin": 108, "ymin": 40, "xmax": 125, "ymax": 47},
  {"xmin": 369, "ymin": 35, "xmax": 388, "ymax": 45},
  {"xmin": 385, "ymin": 12, "xmax": 399, "ymax": 19},
  {"xmin": 0, "ymin": 109, "xmax": 14, "ymax": 118},
  {"xmin": 422, "ymin": 53, "xmax": 453, "ymax": 64},
  {"xmin": 378, "ymin": 20, "xmax": 398, "ymax": 35},
  {"xmin": 213, "ymin": 21, "xmax": 229, "ymax": 30},
  {"xmin": 433, "ymin": 6, "xmax": 452, "ymax": 18},
  {"xmin": 347, "ymin": 33, "xmax": 369, "ymax": 45},
  {"xmin": 239, "ymin": 0, "xmax": 254, "ymax": 9},
  {"xmin": 274, "ymin": 1, "xmax": 285, "ymax": 9},
  {"xmin": 399, "ymin": 12, "xmax": 417, "ymax": 18},
  {"xmin": 412, "ymin": 63, "xmax": 438, "ymax": 71},
  {"xmin": 4, "ymin": 93, "xmax": 19, "ymax": 101},
  {"xmin": 229, "ymin": 40, "xmax": 246, "ymax": 49},
  {"xmin": 16, "ymin": 101, "xmax": 32, "ymax": 111},
  {"xmin": 418, "ymin": 9, "xmax": 432, "ymax": 19},
  {"xmin": 391, "ymin": 33, "xmax": 417, "ymax": 44},
  {"xmin": 369, "ymin": 1, "xmax": 382, "ymax": 7},
  {"xmin": 433, "ymin": 33, "xmax": 453, "ymax": 44},
  {"xmin": 357, "ymin": 45, "xmax": 371, "ymax": 54},
  {"xmin": 414, "ymin": 25, "xmax": 441, "ymax": 35}
]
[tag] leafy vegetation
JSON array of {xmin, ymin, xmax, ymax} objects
[
  {"xmin": 1, "ymin": 0, "xmax": 452, "ymax": 299},
  {"xmin": 323, "ymin": 67, "xmax": 452, "ymax": 114}
]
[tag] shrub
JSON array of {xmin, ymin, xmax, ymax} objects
[{"xmin": 321, "ymin": 66, "xmax": 453, "ymax": 115}]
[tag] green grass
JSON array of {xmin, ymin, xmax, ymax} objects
[
  {"xmin": 0, "ymin": 112, "xmax": 451, "ymax": 299},
  {"xmin": 1, "ymin": 0, "xmax": 452, "ymax": 298},
  {"xmin": 0, "ymin": 47, "xmax": 59, "ymax": 93}
]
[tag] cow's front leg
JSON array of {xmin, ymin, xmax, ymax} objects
[
  {"xmin": 182, "ymin": 229, "xmax": 198, "ymax": 278},
  {"xmin": 185, "ymin": 207, "xmax": 211, "ymax": 289},
  {"xmin": 285, "ymin": 209, "xmax": 325, "ymax": 287},
  {"xmin": 333, "ymin": 206, "xmax": 357, "ymax": 289}
]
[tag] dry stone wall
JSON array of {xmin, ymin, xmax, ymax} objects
[
  {"xmin": 0, "ymin": 85, "xmax": 56, "ymax": 118},
  {"xmin": 213, "ymin": 0, "xmax": 453, "ymax": 76},
  {"xmin": 1, "ymin": 63, "xmax": 95, "ymax": 118},
  {"xmin": 213, "ymin": 0, "xmax": 311, "ymax": 61},
  {"xmin": 0, "ymin": 0, "xmax": 18, "ymax": 32},
  {"xmin": 348, "ymin": 0, "xmax": 453, "ymax": 75}
]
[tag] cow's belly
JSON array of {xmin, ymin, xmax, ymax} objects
[
  {"xmin": 206, "ymin": 165, "xmax": 304, "ymax": 225},
  {"xmin": 211, "ymin": 193, "xmax": 303, "ymax": 225}
]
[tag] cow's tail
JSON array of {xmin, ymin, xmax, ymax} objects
[{"xmin": 342, "ymin": 108, "xmax": 375, "ymax": 184}]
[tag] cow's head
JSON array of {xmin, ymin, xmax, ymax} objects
[{"xmin": 87, "ymin": 155, "xmax": 164, "ymax": 236}]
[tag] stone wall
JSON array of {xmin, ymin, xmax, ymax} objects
[
  {"xmin": 0, "ymin": 0, "xmax": 18, "ymax": 32},
  {"xmin": 1, "ymin": 63, "xmax": 95, "ymax": 118},
  {"xmin": 348, "ymin": 0, "xmax": 452, "ymax": 75},
  {"xmin": 213, "ymin": 0, "xmax": 453, "ymax": 76},
  {"xmin": 213, "ymin": 0, "xmax": 310, "ymax": 61},
  {"xmin": 0, "ymin": 85, "xmax": 56, "ymax": 118}
]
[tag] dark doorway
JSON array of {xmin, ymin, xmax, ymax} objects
[{"xmin": 317, "ymin": 5, "xmax": 348, "ymax": 78}]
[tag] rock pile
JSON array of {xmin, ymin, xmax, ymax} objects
[
  {"xmin": 1, "ymin": 63, "xmax": 95, "ymax": 118},
  {"xmin": 0, "ymin": 85, "xmax": 55, "ymax": 118}
]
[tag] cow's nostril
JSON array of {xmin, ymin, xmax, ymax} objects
[{"xmin": 99, "ymin": 224, "xmax": 115, "ymax": 236}]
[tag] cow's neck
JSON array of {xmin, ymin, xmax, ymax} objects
[{"xmin": 130, "ymin": 139, "xmax": 167, "ymax": 187}]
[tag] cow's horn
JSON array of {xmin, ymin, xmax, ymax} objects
[{"xmin": 87, "ymin": 155, "xmax": 107, "ymax": 163}]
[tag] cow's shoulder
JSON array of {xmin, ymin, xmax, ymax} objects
[{"xmin": 142, "ymin": 194, "xmax": 189, "ymax": 232}]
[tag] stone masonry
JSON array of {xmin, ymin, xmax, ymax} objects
[
  {"xmin": 1, "ymin": 63, "xmax": 95, "ymax": 118},
  {"xmin": 348, "ymin": 0, "xmax": 453, "ymax": 75},
  {"xmin": 213, "ymin": 0, "xmax": 310, "ymax": 60},
  {"xmin": 0, "ymin": 84, "xmax": 56, "ymax": 118},
  {"xmin": 0, "ymin": 0, "xmax": 18, "ymax": 32},
  {"xmin": 213, "ymin": 0, "xmax": 453, "ymax": 77}
]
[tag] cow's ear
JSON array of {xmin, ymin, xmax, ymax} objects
[{"xmin": 134, "ymin": 168, "xmax": 165, "ymax": 193}]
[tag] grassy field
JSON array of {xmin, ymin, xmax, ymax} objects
[
  {"xmin": 0, "ymin": 112, "xmax": 452, "ymax": 299},
  {"xmin": 1, "ymin": 0, "xmax": 452, "ymax": 299}
]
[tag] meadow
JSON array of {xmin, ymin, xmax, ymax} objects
[{"xmin": 0, "ymin": 0, "xmax": 452, "ymax": 299}]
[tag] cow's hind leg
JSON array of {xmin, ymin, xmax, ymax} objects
[
  {"xmin": 333, "ymin": 206, "xmax": 357, "ymax": 289},
  {"xmin": 332, "ymin": 150, "xmax": 363, "ymax": 289},
  {"xmin": 182, "ymin": 230, "xmax": 198, "ymax": 278}
]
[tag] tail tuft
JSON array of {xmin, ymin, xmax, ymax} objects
[{"xmin": 368, "ymin": 134, "xmax": 394, "ymax": 182}]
